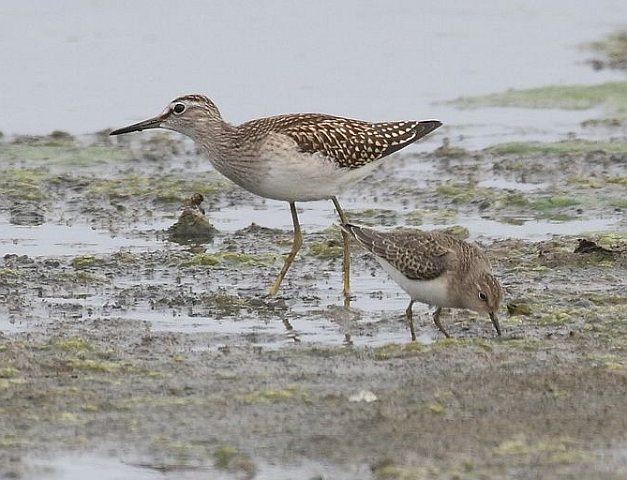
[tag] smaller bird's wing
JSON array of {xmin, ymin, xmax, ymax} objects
[
  {"xmin": 239, "ymin": 114, "xmax": 441, "ymax": 169},
  {"xmin": 342, "ymin": 224, "xmax": 454, "ymax": 280}
]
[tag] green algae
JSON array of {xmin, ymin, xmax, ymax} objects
[
  {"xmin": 596, "ymin": 232, "xmax": 627, "ymax": 249},
  {"xmin": 349, "ymin": 208, "xmax": 399, "ymax": 226},
  {"xmin": 53, "ymin": 337, "xmax": 93, "ymax": 352},
  {"xmin": 498, "ymin": 192, "xmax": 531, "ymax": 208},
  {"xmin": 111, "ymin": 251, "xmax": 141, "ymax": 264},
  {"xmin": 427, "ymin": 402, "xmax": 445, "ymax": 415},
  {"xmin": 0, "ymin": 367, "xmax": 19, "ymax": 379},
  {"xmin": 493, "ymin": 435, "xmax": 593, "ymax": 465},
  {"xmin": 607, "ymin": 176, "xmax": 627, "ymax": 186},
  {"xmin": 87, "ymin": 173, "xmax": 227, "ymax": 203},
  {"xmin": 587, "ymin": 354, "xmax": 626, "ymax": 371},
  {"xmin": 436, "ymin": 182, "xmax": 479, "ymax": 203},
  {"xmin": 186, "ymin": 251, "xmax": 276, "ymax": 268},
  {"xmin": 586, "ymin": 31, "xmax": 627, "ymax": 71},
  {"xmin": 0, "ymin": 144, "xmax": 130, "ymax": 166},
  {"xmin": 214, "ymin": 446, "xmax": 240, "ymax": 469},
  {"xmin": 538, "ymin": 309, "xmax": 574, "ymax": 326},
  {"xmin": 404, "ymin": 209, "xmax": 424, "ymax": 226},
  {"xmin": 239, "ymin": 386, "xmax": 304, "ymax": 404},
  {"xmin": 449, "ymin": 81, "xmax": 627, "ymax": 114},
  {"xmin": 530, "ymin": 196, "xmax": 580, "ymax": 210},
  {"xmin": 210, "ymin": 293, "xmax": 248, "ymax": 314},
  {"xmin": 374, "ymin": 342, "xmax": 425, "ymax": 361},
  {"xmin": 566, "ymin": 176, "xmax": 605, "ymax": 189},
  {"xmin": 0, "ymin": 436, "xmax": 30, "ymax": 449},
  {"xmin": 66, "ymin": 359, "xmax": 125, "ymax": 373},
  {"xmin": 56, "ymin": 412, "xmax": 83, "ymax": 424},
  {"xmin": 0, "ymin": 378, "xmax": 27, "ymax": 390},
  {"xmin": 586, "ymin": 294, "xmax": 627, "ymax": 306},
  {"xmin": 71, "ymin": 255, "xmax": 100, "ymax": 269},
  {"xmin": 487, "ymin": 139, "xmax": 627, "ymax": 156},
  {"xmin": 187, "ymin": 253, "xmax": 220, "ymax": 267},
  {"xmin": 373, "ymin": 464, "xmax": 429, "ymax": 480},
  {"xmin": 437, "ymin": 225, "xmax": 470, "ymax": 239},
  {"xmin": 0, "ymin": 169, "xmax": 49, "ymax": 201},
  {"xmin": 308, "ymin": 240, "xmax": 343, "ymax": 258},
  {"xmin": 213, "ymin": 445, "xmax": 256, "ymax": 477},
  {"xmin": 0, "ymin": 268, "xmax": 19, "ymax": 279},
  {"xmin": 435, "ymin": 182, "xmax": 532, "ymax": 212}
]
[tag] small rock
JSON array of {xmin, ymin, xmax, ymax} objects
[
  {"xmin": 167, "ymin": 192, "xmax": 217, "ymax": 244},
  {"xmin": 574, "ymin": 238, "xmax": 614, "ymax": 255}
]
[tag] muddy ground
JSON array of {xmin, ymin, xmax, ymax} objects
[{"xmin": 0, "ymin": 121, "xmax": 626, "ymax": 480}]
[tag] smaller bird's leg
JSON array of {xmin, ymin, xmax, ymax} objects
[
  {"xmin": 432, "ymin": 307, "xmax": 450, "ymax": 338},
  {"xmin": 268, "ymin": 202, "xmax": 303, "ymax": 296},
  {"xmin": 332, "ymin": 196, "xmax": 351, "ymax": 305},
  {"xmin": 405, "ymin": 300, "xmax": 416, "ymax": 342}
]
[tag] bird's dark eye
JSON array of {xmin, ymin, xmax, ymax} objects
[
  {"xmin": 479, "ymin": 292, "xmax": 488, "ymax": 301},
  {"xmin": 173, "ymin": 103, "xmax": 186, "ymax": 114}
]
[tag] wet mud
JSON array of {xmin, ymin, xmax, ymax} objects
[{"xmin": 1, "ymin": 123, "xmax": 626, "ymax": 479}]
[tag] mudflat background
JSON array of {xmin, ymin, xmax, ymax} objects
[{"xmin": 1, "ymin": 2, "xmax": 627, "ymax": 479}]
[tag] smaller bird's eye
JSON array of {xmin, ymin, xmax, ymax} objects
[
  {"xmin": 479, "ymin": 292, "xmax": 488, "ymax": 301},
  {"xmin": 173, "ymin": 103, "xmax": 186, "ymax": 114}
]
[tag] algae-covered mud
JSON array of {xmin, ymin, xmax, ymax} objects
[
  {"xmin": 1, "ymin": 123, "xmax": 626, "ymax": 479},
  {"xmin": 2, "ymin": 24, "xmax": 627, "ymax": 479}
]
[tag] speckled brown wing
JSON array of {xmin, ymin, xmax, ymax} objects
[
  {"xmin": 343, "ymin": 224, "xmax": 455, "ymax": 280},
  {"xmin": 238, "ymin": 114, "xmax": 442, "ymax": 169}
]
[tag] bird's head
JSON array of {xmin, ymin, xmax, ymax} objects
[
  {"xmin": 461, "ymin": 271, "xmax": 503, "ymax": 335},
  {"xmin": 109, "ymin": 94, "xmax": 223, "ymax": 141}
]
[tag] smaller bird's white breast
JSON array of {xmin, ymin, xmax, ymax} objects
[{"xmin": 376, "ymin": 257, "xmax": 455, "ymax": 308}]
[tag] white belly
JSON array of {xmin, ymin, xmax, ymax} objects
[
  {"xmin": 376, "ymin": 258, "xmax": 454, "ymax": 308},
  {"xmin": 249, "ymin": 134, "xmax": 384, "ymax": 202}
]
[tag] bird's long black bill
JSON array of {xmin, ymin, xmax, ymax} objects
[
  {"xmin": 489, "ymin": 312, "xmax": 502, "ymax": 336},
  {"xmin": 109, "ymin": 115, "xmax": 164, "ymax": 135}
]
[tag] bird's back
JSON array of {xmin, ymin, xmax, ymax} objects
[
  {"xmin": 342, "ymin": 224, "xmax": 490, "ymax": 281},
  {"xmin": 237, "ymin": 113, "xmax": 442, "ymax": 169}
]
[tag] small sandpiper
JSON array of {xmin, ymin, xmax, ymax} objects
[
  {"xmin": 341, "ymin": 223, "xmax": 503, "ymax": 339},
  {"xmin": 110, "ymin": 95, "xmax": 441, "ymax": 298}
]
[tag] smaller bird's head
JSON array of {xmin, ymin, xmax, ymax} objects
[
  {"xmin": 461, "ymin": 272, "xmax": 503, "ymax": 335},
  {"xmin": 109, "ymin": 95, "xmax": 223, "ymax": 141}
]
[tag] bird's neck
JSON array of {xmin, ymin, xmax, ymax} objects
[
  {"xmin": 189, "ymin": 120, "xmax": 236, "ymax": 164},
  {"xmin": 191, "ymin": 121, "xmax": 254, "ymax": 186}
]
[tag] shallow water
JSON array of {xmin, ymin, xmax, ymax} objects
[
  {"xmin": 0, "ymin": 220, "xmax": 160, "ymax": 257},
  {"xmin": 1, "ymin": 199, "xmax": 621, "ymax": 259},
  {"xmin": 1, "ymin": 0, "xmax": 626, "ymax": 141}
]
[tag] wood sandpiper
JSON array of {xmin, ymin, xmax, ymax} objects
[
  {"xmin": 110, "ymin": 95, "xmax": 442, "ymax": 298},
  {"xmin": 341, "ymin": 223, "xmax": 503, "ymax": 339}
]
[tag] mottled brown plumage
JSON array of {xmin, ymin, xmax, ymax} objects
[
  {"xmin": 343, "ymin": 225, "xmax": 489, "ymax": 281},
  {"xmin": 238, "ymin": 114, "xmax": 441, "ymax": 169},
  {"xmin": 342, "ymin": 223, "xmax": 503, "ymax": 338}
]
